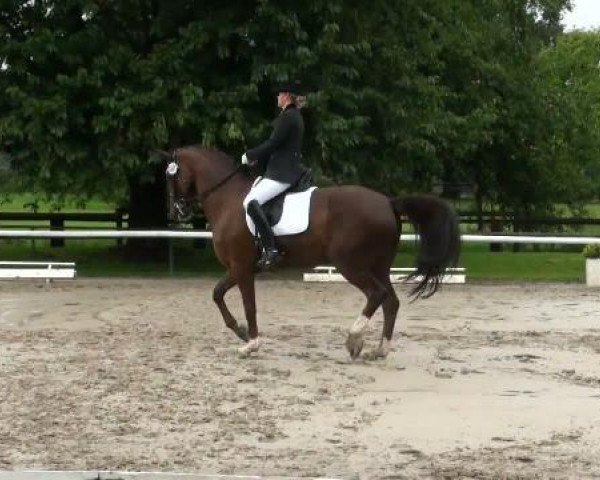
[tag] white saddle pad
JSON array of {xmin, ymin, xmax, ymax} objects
[{"xmin": 246, "ymin": 187, "xmax": 318, "ymax": 236}]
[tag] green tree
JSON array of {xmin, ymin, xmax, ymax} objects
[
  {"xmin": 0, "ymin": 0, "xmax": 587, "ymax": 236},
  {"xmin": 538, "ymin": 30, "xmax": 600, "ymax": 199},
  {"xmin": 432, "ymin": 0, "xmax": 590, "ymax": 223},
  {"xmin": 0, "ymin": 0, "xmax": 256, "ymax": 231},
  {"xmin": 0, "ymin": 0, "xmax": 385, "ymax": 227}
]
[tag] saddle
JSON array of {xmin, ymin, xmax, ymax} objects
[{"xmin": 261, "ymin": 170, "xmax": 314, "ymax": 226}]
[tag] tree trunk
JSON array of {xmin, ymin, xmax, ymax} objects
[{"xmin": 125, "ymin": 163, "xmax": 168, "ymax": 260}]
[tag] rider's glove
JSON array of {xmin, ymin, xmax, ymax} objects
[{"xmin": 241, "ymin": 153, "xmax": 250, "ymax": 165}]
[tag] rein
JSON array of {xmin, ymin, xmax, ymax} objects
[{"xmin": 197, "ymin": 164, "xmax": 244, "ymax": 204}]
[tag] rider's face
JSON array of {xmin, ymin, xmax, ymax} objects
[{"xmin": 277, "ymin": 92, "xmax": 290, "ymax": 109}]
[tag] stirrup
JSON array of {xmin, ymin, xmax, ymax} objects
[{"xmin": 257, "ymin": 248, "xmax": 282, "ymax": 270}]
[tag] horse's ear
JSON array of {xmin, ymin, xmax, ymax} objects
[{"xmin": 149, "ymin": 149, "xmax": 172, "ymax": 165}]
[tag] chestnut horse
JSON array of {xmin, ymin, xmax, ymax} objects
[{"xmin": 165, "ymin": 146, "xmax": 460, "ymax": 359}]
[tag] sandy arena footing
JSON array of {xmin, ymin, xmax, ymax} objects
[{"xmin": 1, "ymin": 278, "xmax": 600, "ymax": 479}]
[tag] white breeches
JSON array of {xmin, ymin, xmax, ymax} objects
[{"xmin": 243, "ymin": 178, "xmax": 290, "ymax": 209}]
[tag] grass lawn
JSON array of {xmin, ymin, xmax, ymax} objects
[
  {"xmin": 456, "ymin": 248, "xmax": 584, "ymax": 282},
  {"xmin": 395, "ymin": 243, "xmax": 585, "ymax": 282},
  {"xmin": 0, "ymin": 239, "xmax": 224, "ymax": 277}
]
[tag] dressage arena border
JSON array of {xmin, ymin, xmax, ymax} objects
[
  {"xmin": 0, "ymin": 472, "xmax": 343, "ymax": 480},
  {"xmin": 303, "ymin": 266, "xmax": 466, "ymax": 283},
  {"xmin": 0, "ymin": 261, "xmax": 76, "ymax": 281}
]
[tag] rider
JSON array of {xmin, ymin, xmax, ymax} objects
[{"xmin": 242, "ymin": 80, "xmax": 307, "ymax": 270}]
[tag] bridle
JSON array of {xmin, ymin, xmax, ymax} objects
[{"xmin": 165, "ymin": 151, "xmax": 243, "ymax": 222}]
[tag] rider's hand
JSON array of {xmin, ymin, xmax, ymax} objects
[{"xmin": 241, "ymin": 153, "xmax": 250, "ymax": 165}]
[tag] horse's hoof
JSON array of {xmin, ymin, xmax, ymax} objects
[
  {"xmin": 345, "ymin": 333, "xmax": 364, "ymax": 360},
  {"xmin": 362, "ymin": 347, "xmax": 388, "ymax": 361},
  {"xmin": 236, "ymin": 325, "xmax": 249, "ymax": 342},
  {"xmin": 237, "ymin": 338, "xmax": 260, "ymax": 358}
]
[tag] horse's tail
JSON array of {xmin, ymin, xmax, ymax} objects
[{"xmin": 390, "ymin": 194, "xmax": 461, "ymax": 300}]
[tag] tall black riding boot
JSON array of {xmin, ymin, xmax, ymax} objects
[{"xmin": 246, "ymin": 200, "xmax": 282, "ymax": 270}]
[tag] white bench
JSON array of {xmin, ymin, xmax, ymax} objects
[
  {"xmin": 303, "ymin": 266, "xmax": 465, "ymax": 284},
  {"xmin": 0, "ymin": 261, "xmax": 77, "ymax": 281}
]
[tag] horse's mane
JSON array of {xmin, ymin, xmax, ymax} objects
[{"xmin": 184, "ymin": 145, "xmax": 255, "ymax": 180}]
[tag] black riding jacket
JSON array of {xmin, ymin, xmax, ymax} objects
[{"xmin": 246, "ymin": 104, "xmax": 305, "ymax": 184}]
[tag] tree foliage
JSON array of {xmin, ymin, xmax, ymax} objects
[
  {"xmin": 1, "ymin": 0, "xmax": 597, "ymax": 226},
  {"xmin": 538, "ymin": 30, "xmax": 600, "ymax": 201}
]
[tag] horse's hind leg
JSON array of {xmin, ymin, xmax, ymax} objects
[
  {"xmin": 337, "ymin": 267, "xmax": 388, "ymax": 359},
  {"xmin": 359, "ymin": 260, "xmax": 400, "ymax": 359},
  {"xmin": 373, "ymin": 276, "xmax": 399, "ymax": 359}
]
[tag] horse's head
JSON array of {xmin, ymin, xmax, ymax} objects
[
  {"xmin": 164, "ymin": 146, "xmax": 247, "ymax": 225},
  {"xmin": 164, "ymin": 150, "xmax": 195, "ymax": 224}
]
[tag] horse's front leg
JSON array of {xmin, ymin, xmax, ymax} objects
[
  {"xmin": 213, "ymin": 272, "xmax": 249, "ymax": 342},
  {"xmin": 236, "ymin": 273, "xmax": 259, "ymax": 357}
]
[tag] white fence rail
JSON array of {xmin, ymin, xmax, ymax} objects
[
  {"xmin": 1, "ymin": 230, "xmax": 600, "ymax": 244},
  {"xmin": 0, "ymin": 230, "xmax": 213, "ymax": 239}
]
